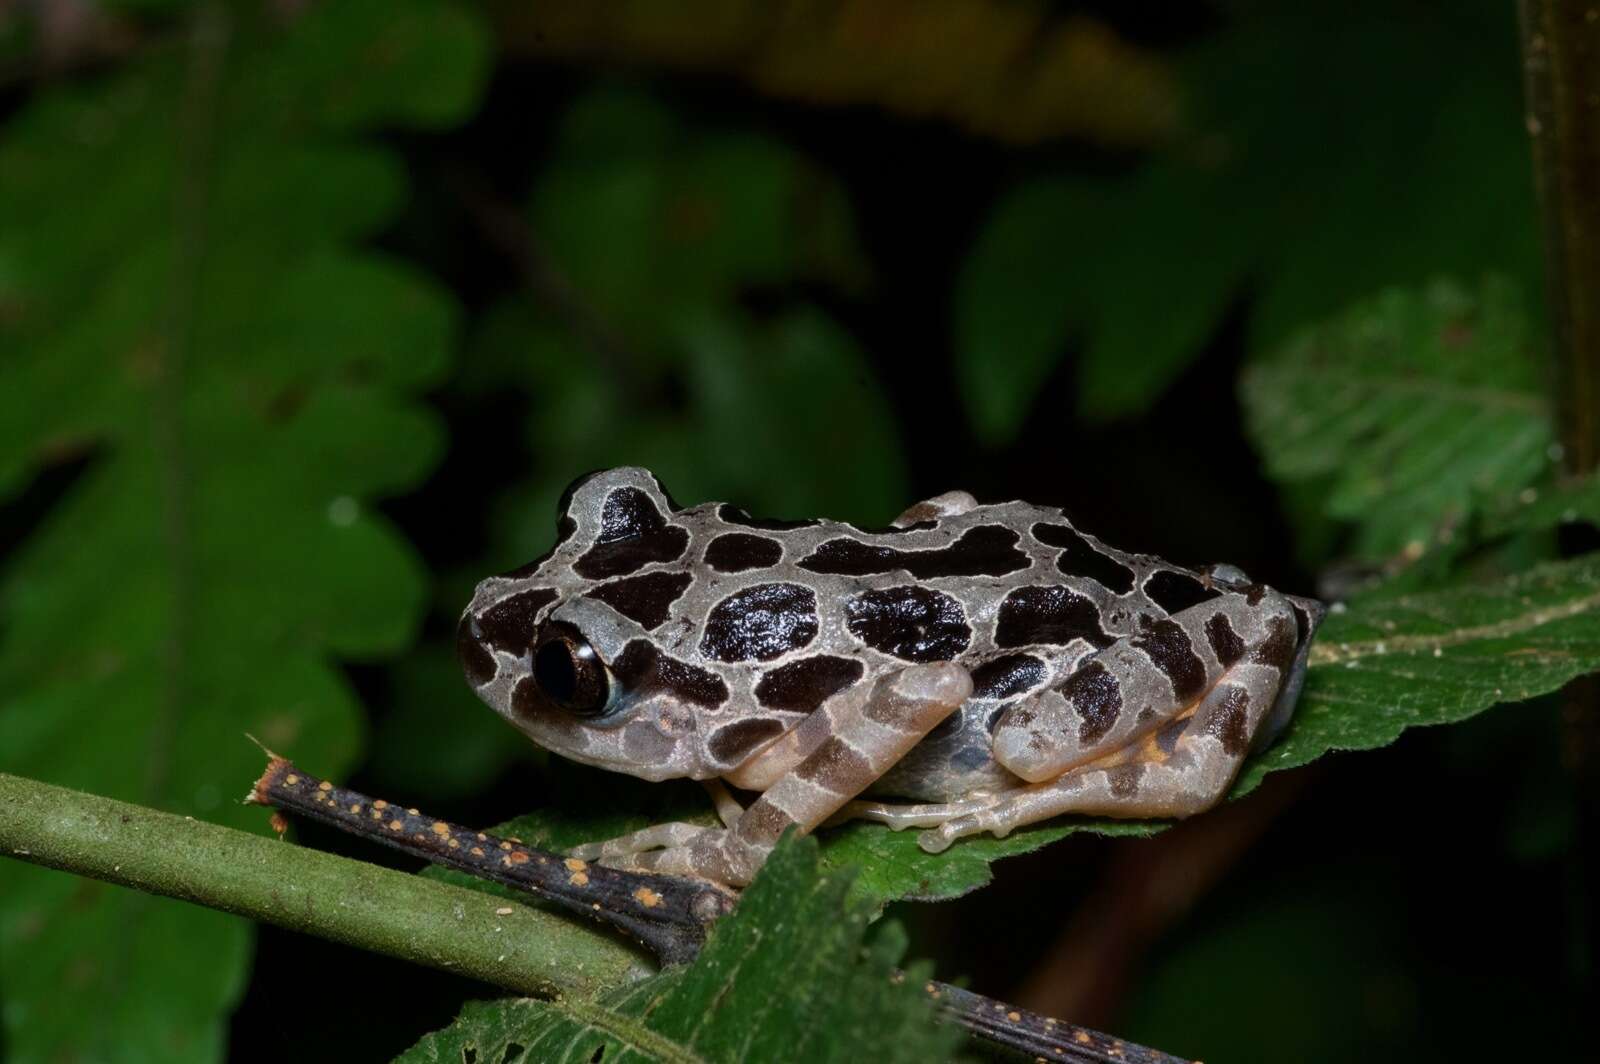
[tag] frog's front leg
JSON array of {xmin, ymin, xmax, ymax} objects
[
  {"xmin": 919, "ymin": 589, "xmax": 1311, "ymax": 852},
  {"xmin": 570, "ymin": 663, "xmax": 972, "ymax": 885}
]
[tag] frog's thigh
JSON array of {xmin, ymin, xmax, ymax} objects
[
  {"xmin": 992, "ymin": 592, "xmax": 1297, "ymax": 782},
  {"xmin": 920, "ymin": 649, "xmax": 1292, "ymax": 853},
  {"xmin": 611, "ymin": 663, "xmax": 973, "ymax": 885}
]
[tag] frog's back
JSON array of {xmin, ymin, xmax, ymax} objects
[{"xmin": 661, "ymin": 495, "xmax": 1232, "ymax": 801}]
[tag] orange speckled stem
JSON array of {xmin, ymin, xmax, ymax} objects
[{"xmin": 249, "ymin": 755, "xmax": 734, "ymax": 965}]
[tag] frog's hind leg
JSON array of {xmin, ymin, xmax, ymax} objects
[
  {"xmin": 921, "ymin": 600, "xmax": 1306, "ymax": 853},
  {"xmin": 578, "ymin": 663, "xmax": 973, "ymax": 885}
]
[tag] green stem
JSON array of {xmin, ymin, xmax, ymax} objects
[{"xmin": 0, "ymin": 773, "xmax": 654, "ymax": 999}]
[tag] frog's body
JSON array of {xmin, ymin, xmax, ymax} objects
[{"xmin": 459, "ymin": 468, "xmax": 1324, "ymax": 886}]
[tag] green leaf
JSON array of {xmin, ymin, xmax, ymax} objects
[
  {"xmin": 1240, "ymin": 277, "xmax": 1551, "ymax": 560},
  {"xmin": 817, "ymin": 816, "xmax": 1155, "ymax": 907},
  {"xmin": 399, "ymin": 834, "xmax": 960, "ymax": 1064},
  {"xmin": 955, "ymin": 0, "xmax": 1539, "ymax": 437},
  {"xmin": 1236, "ymin": 551, "xmax": 1600, "ymax": 794},
  {"xmin": 0, "ymin": 3, "xmax": 486, "ymax": 1060}
]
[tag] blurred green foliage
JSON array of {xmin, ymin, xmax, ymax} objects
[
  {"xmin": 957, "ymin": 1, "xmax": 1539, "ymax": 435},
  {"xmin": 0, "ymin": 2, "xmax": 485, "ymax": 1059},
  {"xmin": 0, "ymin": 0, "xmax": 1595, "ymax": 1061}
]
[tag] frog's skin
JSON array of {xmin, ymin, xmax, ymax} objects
[{"xmin": 458, "ymin": 467, "xmax": 1325, "ymax": 887}]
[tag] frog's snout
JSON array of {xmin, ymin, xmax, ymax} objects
[{"xmin": 456, "ymin": 610, "xmax": 499, "ymax": 690}]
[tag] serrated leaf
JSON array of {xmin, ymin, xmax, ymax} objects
[
  {"xmin": 1241, "ymin": 277, "xmax": 1551, "ymax": 559},
  {"xmin": 0, "ymin": 3, "xmax": 486, "ymax": 1060},
  {"xmin": 399, "ymin": 834, "xmax": 959, "ymax": 1064}
]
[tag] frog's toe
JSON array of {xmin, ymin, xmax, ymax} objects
[{"xmin": 568, "ymin": 821, "xmax": 711, "ymax": 860}]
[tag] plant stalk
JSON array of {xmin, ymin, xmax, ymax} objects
[
  {"xmin": 0, "ymin": 772, "xmax": 653, "ymax": 999},
  {"xmin": 1520, "ymin": 0, "xmax": 1600, "ymax": 472},
  {"xmin": 1519, "ymin": 0, "xmax": 1600, "ymax": 1019}
]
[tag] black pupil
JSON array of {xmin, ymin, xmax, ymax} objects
[{"xmin": 535, "ymin": 639, "xmax": 579, "ymax": 705}]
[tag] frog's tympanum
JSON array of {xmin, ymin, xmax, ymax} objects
[{"xmin": 458, "ymin": 468, "xmax": 1325, "ymax": 886}]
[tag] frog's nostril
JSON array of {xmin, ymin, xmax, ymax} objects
[{"xmin": 457, "ymin": 612, "xmax": 497, "ymax": 687}]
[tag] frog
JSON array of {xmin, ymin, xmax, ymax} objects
[{"xmin": 457, "ymin": 467, "xmax": 1326, "ymax": 887}]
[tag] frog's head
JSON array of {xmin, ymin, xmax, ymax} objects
[{"xmin": 456, "ymin": 467, "xmax": 725, "ymax": 781}]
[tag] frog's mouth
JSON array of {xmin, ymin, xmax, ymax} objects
[{"xmin": 498, "ymin": 679, "xmax": 709, "ymax": 782}]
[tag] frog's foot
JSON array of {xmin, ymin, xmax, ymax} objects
[
  {"xmin": 567, "ymin": 823, "xmax": 762, "ymax": 885},
  {"xmin": 828, "ymin": 794, "xmax": 1004, "ymax": 831},
  {"xmin": 567, "ymin": 822, "xmax": 713, "ymax": 862}
]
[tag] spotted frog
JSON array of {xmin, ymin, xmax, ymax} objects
[{"xmin": 457, "ymin": 468, "xmax": 1325, "ymax": 886}]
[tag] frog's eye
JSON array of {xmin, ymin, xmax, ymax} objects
[{"xmin": 532, "ymin": 622, "xmax": 614, "ymax": 717}]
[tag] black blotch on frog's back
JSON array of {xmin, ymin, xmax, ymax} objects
[
  {"xmin": 474, "ymin": 588, "xmax": 559, "ymax": 654},
  {"xmin": 754, "ymin": 655, "xmax": 865, "ymax": 712},
  {"xmin": 1143, "ymin": 569, "xmax": 1222, "ymax": 615},
  {"xmin": 798, "ymin": 525, "xmax": 1029, "ymax": 578},
  {"xmin": 707, "ymin": 717, "xmax": 788, "ymax": 764},
  {"xmin": 995, "ymin": 586, "xmax": 1117, "ymax": 649},
  {"xmin": 1032, "ymin": 522, "xmax": 1136, "ymax": 594},
  {"xmin": 970, "ymin": 653, "xmax": 1048, "ymax": 700},
  {"xmin": 1060, "ymin": 661, "xmax": 1123, "ymax": 745},
  {"xmin": 1204, "ymin": 612, "xmax": 1245, "ymax": 668},
  {"xmin": 844, "ymin": 585, "xmax": 971, "ymax": 662},
  {"xmin": 574, "ymin": 488, "xmax": 690, "ymax": 579},
  {"xmin": 1130, "ymin": 615, "xmax": 1207, "ymax": 702},
  {"xmin": 704, "ymin": 532, "xmax": 784, "ymax": 573},
  {"xmin": 612, "ymin": 639, "xmax": 729, "ymax": 707},
  {"xmin": 700, "ymin": 583, "xmax": 819, "ymax": 662},
  {"xmin": 585, "ymin": 570, "xmax": 694, "ymax": 630},
  {"xmin": 1250, "ymin": 615, "xmax": 1298, "ymax": 673}
]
